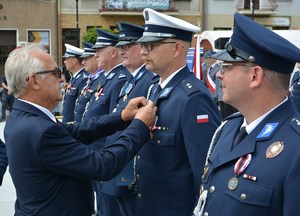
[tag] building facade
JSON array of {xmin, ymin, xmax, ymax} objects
[
  {"xmin": 0, "ymin": 0, "xmax": 58, "ymax": 76},
  {"xmin": 0, "ymin": 0, "xmax": 299, "ymax": 75}
]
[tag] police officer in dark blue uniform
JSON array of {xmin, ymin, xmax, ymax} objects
[
  {"xmin": 74, "ymin": 42, "xmax": 104, "ymax": 123},
  {"xmin": 83, "ymin": 29, "xmax": 131, "ymax": 216},
  {"xmin": 194, "ymin": 13, "xmax": 300, "ymax": 216},
  {"xmin": 84, "ymin": 29, "xmax": 131, "ymax": 120},
  {"xmin": 102, "ymin": 22, "xmax": 159, "ymax": 216},
  {"xmin": 290, "ymin": 62, "xmax": 300, "ymax": 112},
  {"xmin": 134, "ymin": 8, "xmax": 221, "ymax": 216},
  {"xmin": 62, "ymin": 44, "xmax": 89, "ymax": 123}
]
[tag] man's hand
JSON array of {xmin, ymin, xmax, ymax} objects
[
  {"xmin": 121, "ymin": 97, "xmax": 148, "ymax": 122},
  {"xmin": 135, "ymin": 100, "xmax": 157, "ymax": 128}
]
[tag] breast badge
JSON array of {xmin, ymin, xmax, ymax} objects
[{"xmin": 266, "ymin": 141, "xmax": 284, "ymax": 158}]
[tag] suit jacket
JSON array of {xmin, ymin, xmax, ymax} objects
[
  {"xmin": 0, "ymin": 138, "xmax": 7, "ymax": 186},
  {"xmin": 135, "ymin": 66, "xmax": 221, "ymax": 216},
  {"xmin": 4, "ymin": 99, "xmax": 150, "ymax": 216},
  {"xmin": 62, "ymin": 68, "xmax": 89, "ymax": 123},
  {"xmin": 201, "ymin": 99, "xmax": 300, "ymax": 216}
]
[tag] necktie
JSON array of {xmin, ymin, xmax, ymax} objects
[
  {"xmin": 233, "ymin": 126, "xmax": 247, "ymax": 147},
  {"xmin": 55, "ymin": 117, "xmax": 61, "ymax": 125},
  {"xmin": 154, "ymin": 85, "xmax": 162, "ymax": 97}
]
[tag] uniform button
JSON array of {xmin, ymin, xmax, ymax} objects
[
  {"xmin": 203, "ymin": 212, "xmax": 208, "ymax": 216},
  {"xmin": 209, "ymin": 186, "xmax": 215, "ymax": 193},
  {"xmin": 157, "ymin": 140, "xmax": 161, "ymax": 144},
  {"xmin": 137, "ymin": 193, "xmax": 142, "ymax": 199},
  {"xmin": 137, "ymin": 155, "xmax": 140, "ymax": 160},
  {"xmin": 240, "ymin": 193, "xmax": 247, "ymax": 200},
  {"xmin": 136, "ymin": 174, "xmax": 140, "ymax": 179}
]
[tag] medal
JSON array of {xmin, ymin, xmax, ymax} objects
[
  {"xmin": 266, "ymin": 141, "xmax": 284, "ymax": 158},
  {"xmin": 228, "ymin": 177, "xmax": 239, "ymax": 190},
  {"xmin": 202, "ymin": 165, "xmax": 209, "ymax": 181},
  {"xmin": 95, "ymin": 87, "xmax": 103, "ymax": 101},
  {"xmin": 123, "ymin": 83, "xmax": 133, "ymax": 101},
  {"xmin": 228, "ymin": 154, "xmax": 252, "ymax": 191}
]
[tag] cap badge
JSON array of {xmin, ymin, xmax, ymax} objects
[
  {"xmin": 266, "ymin": 141, "xmax": 284, "ymax": 159},
  {"xmin": 145, "ymin": 10, "xmax": 149, "ymax": 21}
]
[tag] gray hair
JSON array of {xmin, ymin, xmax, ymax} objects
[
  {"xmin": 263, "ymin": 68, "xmax": 290, "ymax": 93},
  {"xmin": 4, "ymin": 44, "xmax": 47, "ymax": 98}
]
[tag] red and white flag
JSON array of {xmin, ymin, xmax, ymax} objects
[
  {"xmin": 193, "ymin": 34, "xmax": 203, "ymax": 80},
  {"xmin": 206, "ymin": 70, "xmax": 216, "ymax": 94},
  {"xmin": 197, "ymin": 115, "xmax": 209, "ymax": 123}
]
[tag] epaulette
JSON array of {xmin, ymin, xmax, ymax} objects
[
  {"xmin": 181, "ymin": 79, "xmax": 200, "ymax": 96},
  {"xmin": 223, "ymin": 111, "xmax": 243, "ymax": 121},
  {"xmin": 289, "ymin": 117, "xmax": 300, "ymax": 136},
  {"xmin": 118, "ymin": 72, "xmax": 127, "ymax": 79}
]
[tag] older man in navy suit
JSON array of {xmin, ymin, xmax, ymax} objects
[
  {"xmin": 4, "ymin": 44, "xmax": 157, "ymax": 216},
  {"xmin": 0, "ymin": 139, "xmax": 7, "ymax": 186},
  {"xmin": 194, "ymin": 13, "xmax": 300, "ymax": 216}
]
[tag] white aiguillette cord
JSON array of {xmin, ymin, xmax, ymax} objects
[{"xmin": 193, "ymin": 120, "xmax": 227, "ymax": 216}]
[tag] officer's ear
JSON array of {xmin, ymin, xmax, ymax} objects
[{"xmin": 249, "ymin": 65, "xmax": 264, "ymax": 89}]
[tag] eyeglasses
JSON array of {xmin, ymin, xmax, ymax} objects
[
  {"xmin": 140, "ymin": 41, "xmax": 176, "ymax": 52},
  {"xmin": 26, "ymin": 67, "xmax": 63, "ymax": 81},
  {"xmin": 35, "ymin": 67, "xmax": 63, "ymax": 78},
  {"xmin": 220, "ymin": 62, "xmax": 256, "ymax": 75},
  {"xmin": 120, "ymin": 44, "xmax": 133, "ymax": 51}
]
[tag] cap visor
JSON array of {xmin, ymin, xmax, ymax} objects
[
  {"xmin": 115, "ymin": 41, "xmax": 133, "ymax": 47},
  {"xmin": 136, "ymin": 35, "xmax": 166, "ymax": 43},
  {"xmin": 92, "ymin": 44, "xmax": 107, "ymax": 49},
  {"xmin": 211, "ymin": 50, "xmax": 244, "ymax": 62},
  {"xmin": 80, "ymin": 54, "xmax": 94, "ymax": 58},
  {"xmin": 63, "ymin": 54, "xmax": 74, "ymax": 58}
]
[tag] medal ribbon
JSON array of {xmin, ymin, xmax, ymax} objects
[{"xmin": 233, "ymin": 154, "xmax": 252, "ymax": 177}]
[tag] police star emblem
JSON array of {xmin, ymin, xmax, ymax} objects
[{"xmin": 266, "ymin": 141, "xmax": 284, "ymax": 158}]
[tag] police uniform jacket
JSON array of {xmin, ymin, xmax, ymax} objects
[
  {"xmin": 74, "ymin": 70, "xmax": 103, "ymax": 123},
  {"xmin": 0, "ymin": 138, "xmax": 7, "ymax": 186},
  {"xmin": 102, "ymin": 66, "xmax": 158, "ymax": 196},
  {"xmin": 290, "ymin": 70, "xmax": 300, "ymax": 113},
  {"xmin": 4, "ymin": 99, "xmax": 150, "ymax": 216},
  {"xmin": 82, "ymin": 65, "xmax": 131, "ymax": 151},
  {"xmin": 83, "ymin": 64, "xmax": 130, "ymax": 120},
  {"xmin": 62, "ymin": 68, "xmax": 88, "ymax": 123},
  {"xmin": 135, "ymin": 66, "xmax": 221, "ymax": 216},
  {"xmin": 201, "ymin": 99, "xmax": 300, "ymax": 216}
]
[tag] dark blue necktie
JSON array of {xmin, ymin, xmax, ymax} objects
[
  {"xmin": 233, "ymin": 126, "xmax": 247, "ymax": 147},
  {"xmin": 154, "ymin": 85, "xmax": 162, "ymax": 97}
]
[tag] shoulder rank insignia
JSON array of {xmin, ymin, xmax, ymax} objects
[
  {"xmin": 181, "ymin": 80, "xmax": 199, "ymax": 96},
  {"xmin": 118, "ymin": 73, "xmax": 127, "ymax": 79}
]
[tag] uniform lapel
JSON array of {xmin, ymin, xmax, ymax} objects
[
  {"xmin": 156, "ymin": 66, "xmax": 190, "ymax": 103},
  {"xmin": 211, "ymin": 100, "xmax": 294, "ymax": 168}
]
